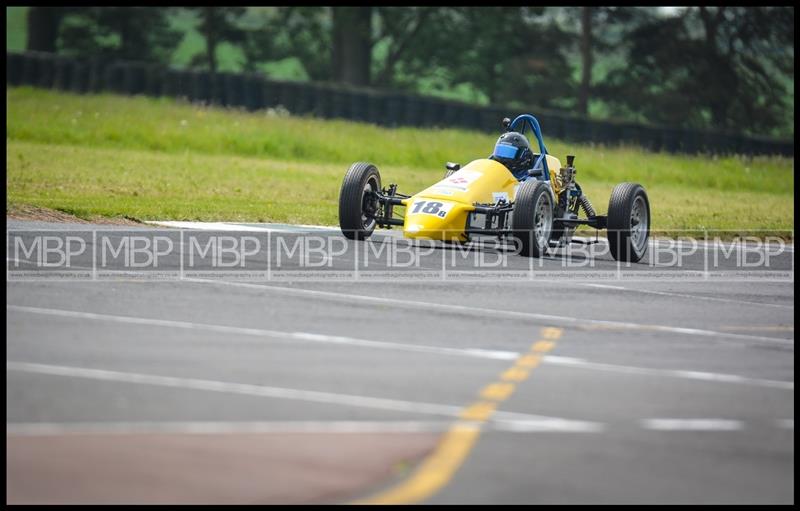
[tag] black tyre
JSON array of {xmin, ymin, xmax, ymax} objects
[
  {"xmin": 512, "ymin": 179, "xmax": 554, "ymax": 257},
  {"xmin": 606, "ymin": 182, "xmax": 650, "ymax": 262},
  {"xmin": 339, "ymin": 162, "xmax": 382, "ymax": 240}
]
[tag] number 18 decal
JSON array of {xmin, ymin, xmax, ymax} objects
[{"xmin": 410, "ymin": 200, "xmax": 454, "ymax": 218}]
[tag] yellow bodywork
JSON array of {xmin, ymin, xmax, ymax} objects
[{"xmin": 400, "ymin": 156, "xmax": 561, "ymax": 242}]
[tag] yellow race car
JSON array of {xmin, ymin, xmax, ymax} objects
[{"xmin": 338, "ymin": 114, "xmax": 650, "ymax": 262}]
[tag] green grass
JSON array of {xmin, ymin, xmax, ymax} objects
[{"xmin": 6, "ymin": 87, "xmax": 795, "ymax": 238}]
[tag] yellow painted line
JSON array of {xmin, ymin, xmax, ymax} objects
[
  {"xmin": 541, "ymin": 327, "xmax": 563, "ymax": 340},
  {"xmin": 459, "ymin": 401, "xmax": 497, "ymax": 421},
  {"xmin": 515, "ymin": 353, "xmax": 542, "ymax": 368},
  {"xmin": 352, "ymin": 422, "xmax": 482, "ymax": 505},
  {"xmin": 479, "ymin": 382, "xmax": 516, "ymax": 401},
  {"xmin": 531, "ymin": 340, "xmax": 556, "ymax": 353},
  {"xmin": 500, "ymin": 366, "xmax": 531, "ymax": 382},
  {"xmin": 354, "ymin": 326, "xmax": 564, "ymax": 505}
]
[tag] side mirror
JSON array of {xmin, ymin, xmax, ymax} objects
[
  {"xmin": 501, "ymin": 117, "xmax": 511, "ymax": 131},
  {"xmin": 446, "ymin": 162, "xmax": 461, "ymax": 171}
]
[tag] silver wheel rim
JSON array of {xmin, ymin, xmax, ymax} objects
[
  {"xmin": 361, "ymin": 177, "xmax": 378, "ymax": 230},
  {"xmin": 630, "ymin": 195, "xmax": 648, "ymax": 256},
  {"xmin": 534, "ymin": 193, "xmax": 553, "ymax": 249}
]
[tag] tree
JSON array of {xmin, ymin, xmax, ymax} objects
[
  {"xmin": 26, "ymin": 7, "xmax": 65, "ymax": 52},
  {"xmin": 248, "ymin": 6, "xmax": 373, "ymax": 86},
  {"xmin": 419, "ymin": 7, "xmax": 573, "ymax": 108},
  {"xmin": 331, "ymin": 7, "xmax": 372, "ymax": 86},
  {"xmin": 186, "ymin": 7, "xmax": 248, "ymax": 73},
  {"xmin": 577, "ymin": 7, "xmax": 592, "ymax": 116},
  {"xmin": 371, "ymin": 7, "xmax": 436, "ymax": 87},
  {"xmin": 58, "ymin": 7, "xmax": 181, "ymax": 63},
  {"xmin": 600, "ymin": 7, "xmax": 794, "ymax": 136},
  {"xmin": 245, "ymin": 7, "xmax": 333, "ymax": 81}
]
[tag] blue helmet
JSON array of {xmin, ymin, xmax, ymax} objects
[{"xmin": 491, "ymin": 131, "xmax": 533, "ymax": 179}]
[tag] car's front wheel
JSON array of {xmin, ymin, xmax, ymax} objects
[
  {"xmin": 339, "ymin": 162, "xmax": 382, "ymax": 240},
  {"xmin": 512, "ymin": 179, "xmax": 554, "ymax": 257}
]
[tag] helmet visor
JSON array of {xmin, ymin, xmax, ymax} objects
[{"xmin": 493, "ymin": 143, "xmax": 519, "ymax": 160}]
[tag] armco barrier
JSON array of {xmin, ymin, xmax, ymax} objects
[{"xmin": 6, "ymin": 51, "xmax": 793, "ymax": 156}]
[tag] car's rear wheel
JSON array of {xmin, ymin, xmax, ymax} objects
[
  {"xmin": 339, "ymin": 162, "xmax": 381, "ymax": 240},
  {"xmin": 512, "ymin": 179, "xmax": 554, "ymax": 257},
  {"xmin": 607, "ymin": 182, "xmax": 650, "ymax": 262}
]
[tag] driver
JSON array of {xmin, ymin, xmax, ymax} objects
[{"xmin": 490, "ymin": 131, "xmax": 534, "ymax": 181}]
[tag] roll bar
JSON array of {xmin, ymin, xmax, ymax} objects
[{"xmin": 509, "ymin": 114, "xmax": 549, "ymax": 176}]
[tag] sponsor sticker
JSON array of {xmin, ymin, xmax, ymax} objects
[{"xmin": 446, "ymin": 170, "xmax": 482, "ymax": 188}]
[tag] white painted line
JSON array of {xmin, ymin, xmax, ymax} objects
[
  {"xmin": 6, "ymin": 304, "xmax": 518, "ymax": 362},
  {"xmin": 146, "ymin": 221, "xmax": 338, "ymax": 233},
  {"xmin": 5, "ymin": 421, "xmax": 453, "ymax": 435},
  {"xmin": 9, "ymin": 418, "xmax": 791, "ymax": 436},
  {"xmin": 542, "ymin": 355, "xmax": 794, "ymax": 391},
  {"xmin": 641, "ymin": 419, "xmax": 743, "ymax": 431},
  {"xmin": 6, "ymin": 257, "xmax": 37, "ymax": 265},
  {"xmin": 295, "ymin": 223, "xmax": 340, "ymax": 230},
  {"xmin": 9, "ymin": 305, "xmax": 790, "ymax": 392},
  {"xmin": 145, "ymin": 221, "xmax": 278, "ymax": 232},
  {"xmin": 141, "ymin": 225, "xmax": 794, "ymax": 253},
  {"xmin": 183, "ymin": 278, "xmax": 795, "ymax": 347},
  {"xmin": 573, "ymin": 236, "xmax": 795, "ymax": 253},
  {"xmin": 491, "ymin": 418, "xmax": 605, "ymax": 433},
  {"xmin": 6, "ymin": 257, "xmax": 95, "ymax": 271},
  {"xmin": 4, "ymin": 419, "xmax": 606, "ymax": 435},
  {"xmin": 8, "ymin": 304, "xmax": 789, "ymax": 392},
  {"xmin": 6, "ymin": 361, "xmax": 602, "ymax": 431},
  {"xmin": 580, "ymin": 283, "xmax": 793, "ymax": 309}
]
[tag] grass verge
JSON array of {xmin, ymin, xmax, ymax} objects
[{"xmin": 6, "ymin": 87, "xmax": 795, "ymax": 239}]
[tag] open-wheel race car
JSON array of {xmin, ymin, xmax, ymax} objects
[{"xmin": 338, "ymin": 114, "xmax": 650, "ymax": 262}]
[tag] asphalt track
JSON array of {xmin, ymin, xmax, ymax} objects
[{"xmin": 6, "ymin": 219, "xmax": 794, "ymax": 504}]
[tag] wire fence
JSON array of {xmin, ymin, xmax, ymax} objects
[{"xmin": 7, "ymin": 50, "xmax": 793, "ymax": 157}]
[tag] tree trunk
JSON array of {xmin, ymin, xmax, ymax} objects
[
  {"xmin": 204, "ymin": 7, "xmax": 218, "ymax": 73},
  {"xmin": 578, "ymin": 6, "xmax": 592, "ymax": 117},
  {"xmin": 332, "ymin": 7, "xmax": 372, "ymax": 86},
  {"xmin": 26, "ymin": 7, "xmax": 62, "ymax": 52}
]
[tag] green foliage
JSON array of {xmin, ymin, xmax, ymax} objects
[
  {"xmin": 6, "ymin": 6, "xmax": 27, "ymax": 50},
  {"xmin": 249, "ymin": 7, "xmax": 333, "ymax": 81},
  {"xmin": 599, "ymin": 7, "xmax": 794, "ymax": 137},
  {"xmin": 184, "ymin": 7, "xmax": 248, "ymax": 72},
  {"xmin": 6, "ymin": 6, "xmax": 794, "ymax": 136},
  {"xmin": 6, "ymin": 88, "xmax": 794, "ymax": 237},
  {"xmin": 58, "ymin": 7, "xmax": 182, "ymax": 63}
]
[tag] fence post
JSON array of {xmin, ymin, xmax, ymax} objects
[
  {"xmin": 7, "ymin": 52, "xmax": 25, "ymax": 86},
  {"xmin": 68, "ymin": 61, "xmax": 87, "ymax": 93},
  {"xmin": 21, "ymin": 53, "xmax": 40, "ymax": 86},
  {"xmin": 350, "ymin": 88, "xmax": 368, "ymax": 122},
  {"xmin": 291, "ymin": 83, "xmax": 317, "ymax": 115},
  {"xmin": 35, "ymin": 53, "xmax": 56, "ymax": 89},
  {"xmin": 261, "ymin": 79, "xmax": 277, "ymax": 108},
  {"xmin": 52, "ymin": 56, "xmax": 72, "ymax": 91},
  {"xmin": 242, "ymin": 73, "xmax": 264, "ymax": 111}
]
